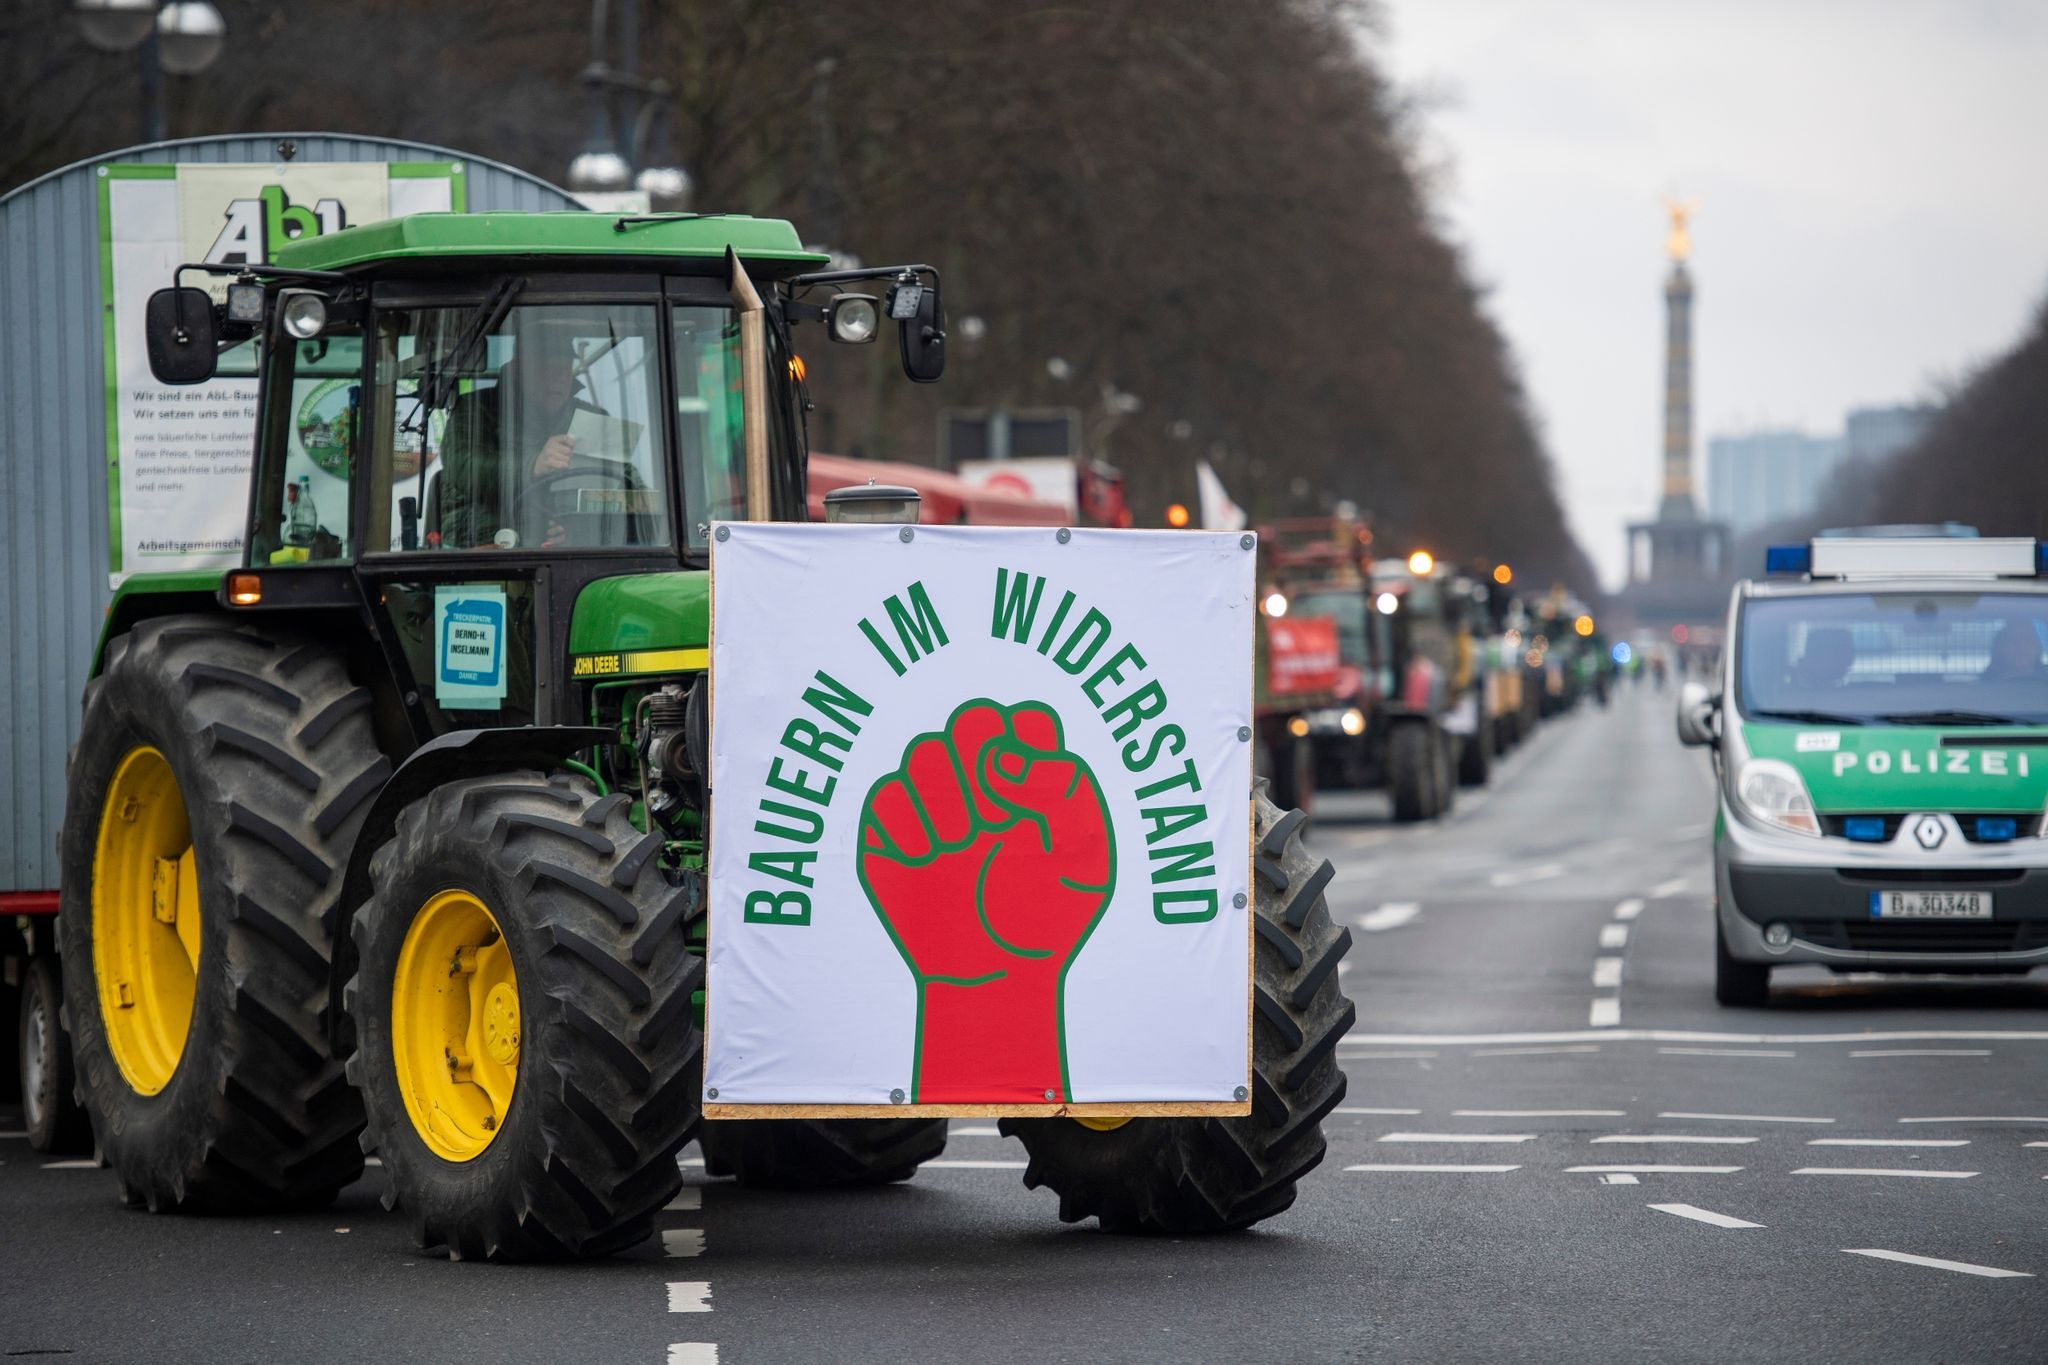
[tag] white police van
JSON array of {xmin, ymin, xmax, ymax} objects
[{"xmin": 1679, "ymin": 533, "xmax": 2048, "ymax": 1005}]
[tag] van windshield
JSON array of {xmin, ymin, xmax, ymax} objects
[{"xmin": 1737, "ymin": 592, "xmax": 2048, "ymax": 726}]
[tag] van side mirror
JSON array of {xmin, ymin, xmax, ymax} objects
[
  {"xmin": 145, "ymin": 286, "xmax": 220, "ymax": 384},
  {"xmin": 890, "ymin": 280, "xmax": 945, "ymax": 383},
  {"xmin": 1676, "ymin": 680, "xmax": 1719, "ymax": 747}
]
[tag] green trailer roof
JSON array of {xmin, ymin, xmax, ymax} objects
[{"xmin": 272, "ymin": 211, "xmax": 829, "ymax": 272}]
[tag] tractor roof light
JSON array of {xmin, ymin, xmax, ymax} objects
[
  {"xmin": 1492, "ymin": 563, "xmax": 1513, "ymax": 585},
  {"xmin": 822, "ymin": 480, "xmax": 921, "ymax": 525},
  {"xmin": 1407, "ymin": 550, "xmax": 1434, "ymax": 575},
  {"xmin": 1573, "ymin": 614, "xmax": 1595, "ymax": 638},
  {"xmin": 1165, "ymin": 504, "xmax": 1190, "ymax": 528}
]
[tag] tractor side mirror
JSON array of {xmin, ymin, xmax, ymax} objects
[
  {"xmin": 890, "ymin": 280, "xmax": 945, "ymax": 384},
  {"xmin": 145, "ymin": 286, "xmax": 220, "ymax": 385},
  {"xmin": 1676, "ymin": 680, "xmax": 1719, "ymax": 747}
]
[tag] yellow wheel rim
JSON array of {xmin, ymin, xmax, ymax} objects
[
  {"xmin": 92, "ymin": 745, "xmax": 200, "ymax": 1096},
  {"xmin": 391, "ymin": 889, "xmax": 519, "ymax": 1162},
  {"xmin": 1073, "ymin": 1116, "xmax": 1132, "ymax": 1132}
]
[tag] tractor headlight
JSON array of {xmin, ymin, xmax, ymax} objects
[
  {"xmin": 828, "ymin": 294, "xmax": 881, "ymax": 344},
  {"xmin": 1734, "ymin": 758, "xmax": 1820, "ymax": 837},
  {"xmin": 1340, "ymin": 707, "xmax": 1366, "ymax": 736},
  {"xmin": 1263, "ymin": 591, "xmax": 1289, "ymax": 618},
  {"xmin": 279, "ymin": 290, "xmax": 328, "ymax": 340}
]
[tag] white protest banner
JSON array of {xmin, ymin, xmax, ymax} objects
[
  {"xmin": 99, "ymin": 160, "xmax": 462, "ymax": 584},
  {"xmin": 705, "ymin": 524, "xmax": 1256, "ymax": 1114}
]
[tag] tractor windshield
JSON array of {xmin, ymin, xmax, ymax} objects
[{"xmin": 369, "ymin": 302, "xmax": 672, "ymax": 553}]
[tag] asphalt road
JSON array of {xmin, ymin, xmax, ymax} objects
[{"xmin": 6, "ymin": 684, "xmax": 2045, "ymax": 1363}]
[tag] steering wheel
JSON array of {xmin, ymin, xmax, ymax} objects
[{"xmin": 509, "ymin": 460, "xmax": 627, "ymax": 547}]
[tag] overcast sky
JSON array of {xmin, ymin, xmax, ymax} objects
[{"xmin": 1371, "ymin": 0, "xmax": 2048, "ymax": 589}]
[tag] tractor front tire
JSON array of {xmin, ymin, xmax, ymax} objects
[
  {"xmin": 1387, "ymin": 722, "xmax": 1434, "ymax": 821},
  {"xmin": 1458, "ymin": 717, "xmax": 1493, "ymax": 787},
  {"xmin": 346, "ymin": 771, "xmax": 703, "ymax": 1260},
  {"xmin": 20, "ymin": 955, "xmax": 92, "ymax": 1153},
  {"xmin": 698, "ymin": 1117, "xmax": 947, "ymax": 1188},
  {"xmin": 999, "ymin": 787, "xmax": 1353, "ymax": 1232},
  {"xmin": 60, "ymin": 616, "xmax": 379, "ymax": 1211}
]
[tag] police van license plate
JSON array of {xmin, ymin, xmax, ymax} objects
[{"xmin": 1869, "ymin": 890, "xmax": 1992, "ymax": 919}]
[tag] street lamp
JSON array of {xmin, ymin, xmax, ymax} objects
[
  {"xmin": 568, "ymin": 0, "xmax": 692, "ymax": 209},
  {"xmin": 72, "ymin": 0, "xmax": 225, "ymax": 142}
]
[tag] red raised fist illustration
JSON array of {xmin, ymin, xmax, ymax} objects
[{"xmin": 858, "ymin": 699, "xmax": 1115, "ymax": 1103}]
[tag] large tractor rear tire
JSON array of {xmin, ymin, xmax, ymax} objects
[
  {"xmin": 1386, "ymin": 721, "xmax": 1435, "ymax": 821},
  {"xmin": 20, "ymin": 954, "xmax": 93, "ymax": 1153},
  {"xmin": 346, "ymin": 771, "xmax": 703, "ymax": 1260},
  {"xmin": 1458, "ymin": 717, "xmax": 1493, "ymax": 787},
  {"xmin": 698, "ymin": 1117, "xmax": 947, "ymax": 1188},
  {"xmin": 59, "ymin": 616, "xmax": 379, "ymax": 1211},
  {"xmin": 999, "ymin": 788, "xmax": 1353, "ymax": 1232}
]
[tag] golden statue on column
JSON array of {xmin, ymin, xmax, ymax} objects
[{"xmin": 1662, "ymin": 195, "xmax": 1700, "ymax": 262}]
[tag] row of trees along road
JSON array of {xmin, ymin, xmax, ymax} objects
[{"xmin": 2, "ymin": 0, "xmax": 1596, "ymax": 595}]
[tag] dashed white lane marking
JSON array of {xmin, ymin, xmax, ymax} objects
[
  {"xmin": 1793, "ymin": 1167, "xmax": 1978, "ymax": 1179},
  {"xmin": 1591, "ymin": 958, "xmax": 1624, "ymax": 989},
  {"xmin": 1843, "ymin": 1249, "xmax": 2033, "ymax": 1279},
  {"xmin": 1898, "ymin": 1116, "xmax": 2048, "ymax": 1124},
  {"xmin": 1567, "ymin": 1165, "xmax": 1743, "ymax": 1175},
  {"xmin": 1853, "ymin": 1049, "xmax": 1990, "ymax": 1058},
  {"xmin": 41, "ymin": 1159, "xmax": 96, "ymax": 1169},
  {"xmin": 950, "ymin": 1126, "xmax": 1002, "ymax": 1137},
  {"xmin": 1360, "ymin": 901, "xmax": 1420, "ymax": 932},
  {"xmin": 1649, "ymin": 1203, "xmax": 1764, "ymax": 1229},
  {"xmin": 1591, "ymin": 1135, "xmax": 1758, "ymax": 1145},
  {"xmin": 1613, "ymin": 898, "xmax": 1646, "ymax": 921},
  {"xmin": 1658, "ymin": 1047, "xmax": 1796, "ymax": 1058},
  {"xmin": 1345, "ymin": 1164, "xmax": 1521, "ymax": 1173},
  {"xmin": 1456, "ymin": 1109, "xmax": 1626, "ymax": 1118},
  {"xmin": 2025, "ymin": 1141, "xmax": 2048, "ymax": 1148},
  {"xmin": 1809, "ymin": 1138, "xmax": 1970, "ymax": 1148},
  {"xmin": 666, "ymin": 1345, "xmax": 719, "ymax": 1364},
  {"xmin": 923, "ymin": 1160, "xmax": 1028, "ymax": 1169},
  {"xmin": 665, "ymin": 1188, "xmax": 702, "ymax": 1211},
  {"xmin": 1589, "ymin": 998, "xmax": 1621, "ymax": 1028},
  {"xmin": 666, "ymin": 1281, "xmax": 712, "ymax": 1312},
  {"xmin": 1474, "ymin": 1045, "xmax": 1600, "ymax": 1057},
  {"xmin": 1649, "ymin": 877, "xmax": 1689, "ymax": 898},
  {"xmin": 1343, "ymin": 1029, "xmax": 2048, "ymax": 1046},
  {"xmin": 1336, "ymin": 1107, "xmax": 1422, "ymax": 1116},
  {"xmin": 1601, "ymin": 1174, "xmax": 1639, "ymax": 1185},
  {"xmin": 1598, "ymin": 924, "xmax": 1630, "ymax": 949},
  {"xmin": 1378, "ymin": 1132, "xmax": 1537, "ymax": 1144},
  {"xmin": 662, "ymin": 1229, "xmax": 705, "ymax": 1258},
  {"xmin": 1490, "ymin": 863, "xmax": 1563, "ymax": 888},
  {"xmin": 1661, "ymin": 1112, "xmax": 1834, "ymax": 1125}
]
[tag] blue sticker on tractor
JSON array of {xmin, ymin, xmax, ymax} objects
[{"xmin": 434, "ymin": 585, "xmax": 509, "ymax": 709}]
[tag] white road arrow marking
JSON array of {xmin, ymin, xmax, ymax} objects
[{"xmin": 1360, "ymin": 901, "xmax": 1421, "ymax": 932}]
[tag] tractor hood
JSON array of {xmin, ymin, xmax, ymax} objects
[
  {"xmin": 568, "ymin": 571, "xmax": 710, "ymax": 677},
  {"xmin": 1741, "ymin": 721, "xmax": 2048, "ymax": 814}
]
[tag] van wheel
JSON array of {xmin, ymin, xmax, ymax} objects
[{"xmin": 1714, "ymin": 923, "xmax": 1770, "ymax": 1007}]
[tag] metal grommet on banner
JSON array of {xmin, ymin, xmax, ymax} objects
[
  {"xmin": 706, "ymin": 1088, "xmax": 719, "ymax": 1100},
  {"xmin": 899, "ymin": 526, "xmax": 915, "ymax": 543},
  {"xmin": 889, "ymin": 1088, "xmax": 906, "ymax": 1104},
  {"xmin": 1234, "ymin": 1085, "xmax": 1249, "ymax": 1101},
  {"xmin": 1239, "ymin": 534, "xmax": 1255, "ymax": 551},
  {"xmin": 1057, "ymin": 527, "xmax": 1071, "ymax": 544},
  {"xmin": 714, "ymin": 525, "xmax": 730, "ymax": 542},
  {"xmin": 1232, "ymin": 893, "xmax": 1247, "ymax": 909},
  {"xmin": 1043, "ymin": 1089, "xmax": 1057, "ymax": 1101},
  {"xmin": 1237, "ymin": 726, "xmax": 1251, "ymax": 742}
]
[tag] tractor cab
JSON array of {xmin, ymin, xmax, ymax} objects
[{"xmin": 142, "ymin": 212, "xmax": 942, "ymax": 738}]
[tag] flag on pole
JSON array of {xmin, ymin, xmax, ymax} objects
[{"xmin": 1196, "ymin": 459, "xmax": 1247, "ymax": 531}]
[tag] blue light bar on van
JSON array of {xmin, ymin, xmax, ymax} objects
[
  {"xmin": 1975, "ymin": 817, "xmax": 2018, "ymax": 843},
  {"xmin": 1841, "ymin": 816, "xmax": 1886, "ymax": 842},
  {"xmin": 1765, "ymin": 545, "xmax": 1811, "ymax": 575},
  {"xmin": 2037, "ymin": 542, "xmax": 2048, "ymax": 575}
]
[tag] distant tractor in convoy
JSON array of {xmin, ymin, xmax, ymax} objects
[{"xmin": 55, "ymin": 211, "xmax": 1351, "ymax": 1258}]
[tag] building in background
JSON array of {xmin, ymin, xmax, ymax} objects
[{"xmin": 1706, "ymin": 403, "xmax": 1938, "ymax": 536}]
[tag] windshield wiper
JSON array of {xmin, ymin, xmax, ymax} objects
[
  {"xmin": 1876, "ymin": 709, "xmax": 2027, "ymax": 727},
  {"xmin": 1748, "ymin": 708, "xmax": 1866, "ymax": 726},
  {"xmin": 414, "ymin": 276, "xmax": 526, "ymax": 421}
]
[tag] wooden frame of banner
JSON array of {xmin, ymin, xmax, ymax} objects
[{"xmin": 700, "ymin": 526, "xmax": 1258, "ymax": 1121}]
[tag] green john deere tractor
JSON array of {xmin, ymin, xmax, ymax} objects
[{"xmin": 62, "ymin": 211, "xmax": 1351, "ymax": 1259}]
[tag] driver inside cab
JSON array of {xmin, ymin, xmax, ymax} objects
[{"xmin": 437, "ymin": 322, "xmax": 608, "ymax": 549}]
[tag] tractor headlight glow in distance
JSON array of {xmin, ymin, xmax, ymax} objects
[{"xmin": 1734, "ymin": 758, "xmax": 1820, "ymax": 837}]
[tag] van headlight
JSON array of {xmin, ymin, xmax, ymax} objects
[{"xmin": 1734, "ymin": 758, "xmax": 1820, "ymax": 837}]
